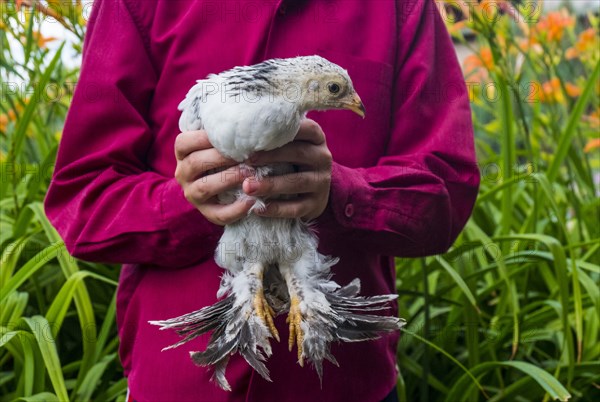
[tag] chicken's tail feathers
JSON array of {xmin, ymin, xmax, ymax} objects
[
  {"xmin": 149, "ymin": 271, "xmax": 275, "ymax": 391},
  {"xmin": 326, "ymin": 278, "xmax": 405, "ymax": 340},
  {"xmin": 148, "ymin": 295, "xmax": 235, "ymax": 351},
  {"xmin": 300, "ymin": 274, "xmax": 404, "ymax": 384},
  {"xmin": 187, "ymin": 315, "xmax": 272, "ymax": 390}
]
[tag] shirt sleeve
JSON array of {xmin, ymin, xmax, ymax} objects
[
  {"xmin": 317, "ymin": 0, "xmax": 480, "ymax": 258},
  {"xmin": 44, "ymin": 0, "xmax": 221, "ymax": 267}
]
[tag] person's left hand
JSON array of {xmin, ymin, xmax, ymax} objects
[{"xmin": 243, "ymin": 119, "xmax": 332, "ymax": 220}]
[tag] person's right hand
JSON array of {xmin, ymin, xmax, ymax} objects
[{"xmin": 174, "ymin": 130, "xmax": 255, "ymax": 226}]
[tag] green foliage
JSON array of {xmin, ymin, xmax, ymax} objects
[
  {"xmin": 1, "ymin": 1, "xmax": 599, "ymax": 401},
  {"xmin": 396, "ymin": 3, "xmax": 600, "ymax": 401},
  {"xmin": 1, "ymin": 2, "xmax": 124, "ymax": 401}
]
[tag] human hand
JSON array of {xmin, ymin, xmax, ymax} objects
[
  {"xmin": 243, "ymin": 119, "xmax": 333, "ymax": 220},
  {"xmin": 174, "ymin": 130, "xmax": 254, "ymax": 226}
]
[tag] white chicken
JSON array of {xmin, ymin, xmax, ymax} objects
[{"xmin": 150, "ymin": 56, "xmax": 404, "ymax": 391}]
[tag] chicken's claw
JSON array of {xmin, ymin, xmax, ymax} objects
[
  {"xmin": 286, "ymin": 296, "xmax": 304, "ymax": 366},
  {"xmin": 254, "ymin": 288, "xmax": 280, "ymax": 342}
]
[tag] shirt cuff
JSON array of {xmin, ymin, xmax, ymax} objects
[
  {"xmin": 315, "ymin": 161, "xmax": 370, "ymax": 234},
  {"xmin": 332, "ymin": 162, "xmax": 368, "ymax": 225}
]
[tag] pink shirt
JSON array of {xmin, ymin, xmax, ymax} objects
[{"xmin": 45, "ymin": 1, "xmax": 479, "ymax": 401}]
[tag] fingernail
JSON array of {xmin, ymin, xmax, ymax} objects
[{"xmin": 244, "ymin": 179, "xmax": 259, "ymax": 195}]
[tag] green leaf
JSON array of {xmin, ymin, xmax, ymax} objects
[
  {"xmin": 21, "ymin": 316, "xmax": 69, "ymax": 401},
  {"xmin": 0, "ymin": 243, "xmax": 62, "ymax": 303},
  {"xmin": 29, "ymin": 202, "xmax": 99, "ymax": 393},
  {"xmin": 19, "ymin": 392, "xmax": 59, "ymax": 402},
  {"xmin": 447, "ymin": 361, "xmax": 571, "ymax": 402},
  {"xmin": 494, "ymin": 234, "xmax": 576, "ymax": 381},
  {"xmin": 1, "ymin": 237, "xmax": 29, "ymax": 289},
  {"xmin": 75, "ymin": 353, "xmax": 117, "ymax": 402},
  {"xmin": 499, "ymin": 361, "xmax": 571, "ymax": 401},
  {"xmin": 92, "ymin": 378, "xmax": 128, "ymax": 402},
  {"xmin": 1, "ymin": 291, "xmax": 29, "ymax": 325},
  {"xmin": 19, "ymin": 144, "xmax": 58, "ymax": 211},
  {"xmin": 95, "ymin": 293, "xmax": 117, "ymax": 359},
  {"xmin": 45, "ymin": 270, "xmax": 117, "ymax": 339},
  {"xmin": 547, "ymin": 58, "xmax": 600, "ymax": 182},
  {"xmin": 7, "ymin": 42, "xmax": 65, "ymax": 165},
  {"xmin": 23, "ymin": 0, "xmax": 36, "ymax": 64},
  {"xmin": 433, "ymin": 257, "xmax": 480, "ymax": 313},
  {"xmin": 466, "ymin": 222, "xmax": 520, "ymax": 358},
  {"xmin": 0, "ymin": 330, "xmax": 19, "ymax": 347},
  {"xmin": 403, "ymin": 329, "xmax": 488, "ymax": 398},
  {"xmin": 3, "ymin": 330, "xmax": 40, "ymax": 398}
]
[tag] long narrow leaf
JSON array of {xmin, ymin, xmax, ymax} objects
[
  {"xmin": 403, "ymin": 329, "xmax": 489, "ymax": 398},
  {"xmin": 447, "ymin": 361, "xmax": 571, "ymax": 402},
  {"xmin": 547, "ymin": 59, "xmax": 600, "ymax": 182},
  {"xmin": 7, "ymin": 42, "xmax": 65, "ymax": 164},
  {"xmin": 45, "ymin": 271, "xmax": 117, "ymax": 339},
  {"xmin": 434, "ymin": 257, "xmax": 480, "ymax": 313},
  {"xmin": 29, "ymin": 202, "xmax": 99, "ymax": 393},
  {"xmin": 21, "ymin": 316, "xmax": 69, "ymax": 401},
  {"xmin": 0, "ymin": 243, "xmax": 61, "ymax": 303}
]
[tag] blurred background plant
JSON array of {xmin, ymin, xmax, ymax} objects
[
  {"xmin": 395, "ymin": 1, "xmax": 599, "ymax": 401},
  {"xmin": 0, "ymin": 1, "xmax": 598, "ymax": 401},
  {"xmin": 1, "ymin": 1, "xmax": 125, "ymax": 401}
]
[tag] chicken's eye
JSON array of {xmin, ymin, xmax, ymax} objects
[{"xmin": 327, "ymin": 83, "xmax": 340, "ymax": 94}]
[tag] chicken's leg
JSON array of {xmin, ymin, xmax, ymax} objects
[
  {"xmin": 278, "ymin": 254, "xmax": 332, "ymax": 370},
  {"xmin": 286, "ymin": 294, "xmax": 304, "ymax": 366},
  {"xmin": 278, "ymin": 239, "xmax": 403, "ymax": 383},
  {"xmin": 250, "ymin": 263, "xmax": 280, "ymax": 342}
]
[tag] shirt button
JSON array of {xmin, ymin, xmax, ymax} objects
[{"xmin": 344, "ymin": 203, "xmax": 354, "ymax": 218}]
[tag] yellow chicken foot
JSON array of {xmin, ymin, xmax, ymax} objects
[
  {"xmin": 286, "ymin": 296, "xmax": 304, "ymax": 366},
  {"xmin": 253, "ymin": 288, "xmax": 280, "ymax": 342}
]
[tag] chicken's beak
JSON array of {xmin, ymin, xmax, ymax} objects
[{"xmin": 344, "ymin": 93, "xmax": 366, "ymax": 118}]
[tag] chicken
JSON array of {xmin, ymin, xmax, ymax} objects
[{"xmin": 150, "ymin": 56, "xmax": 404, "ymax": 390}]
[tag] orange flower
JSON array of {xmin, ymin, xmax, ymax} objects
[
  {"xmin": 32, "ymin": 31, "xmax": 57, "ymax": 49},
  {"xmin": 584, "ymin": 138, "xmax": 600, "ymax": 153},
  {"xmin": 576, "ymin": 28, "xmax": 598, "ymax": 52},
  {"xmin": 538, "ymin": 78, "xmax": 563, "ymax": 103},
  {"xmin": 565, "ymin": 82, "xmax": 581, "ymax": 98},
  {"xmin": 479, "ymin": 47, "xmax": 494, "ymax": 70},
  {"xmin": 19, "ymin": 31, "xmax": 57, "ymax": 49},
  {"xmin": 583, "ymin": 109, "xmax": 600, "ymax": 130},
  {"xmin": 447, "ymin": 20, "xmax": 467, "ymax": 38},
  {"xmin": 565, "ymin": 47, "xmax": 579, "ymax": 60},
  {"xmin": 0, "ymin": 108, "xmax": 17, "ymax": 133},
  {"xmin": 566, "ymin": 28, "xmax": 599, "ymax": 60},
  {"xmin": 463, "ymin": 47, "xmax": 494, "ymax": 81},
  {"xmin": 517, "ymin": 37, "xmax": 543, "ymax": 55},
  {"xmin": 0, "ymin": 114, "xmax": 8, "ymax": 133},
  {"xmin": 534, "ymin": 9, "xmax": 575, "ymax": 43}
]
